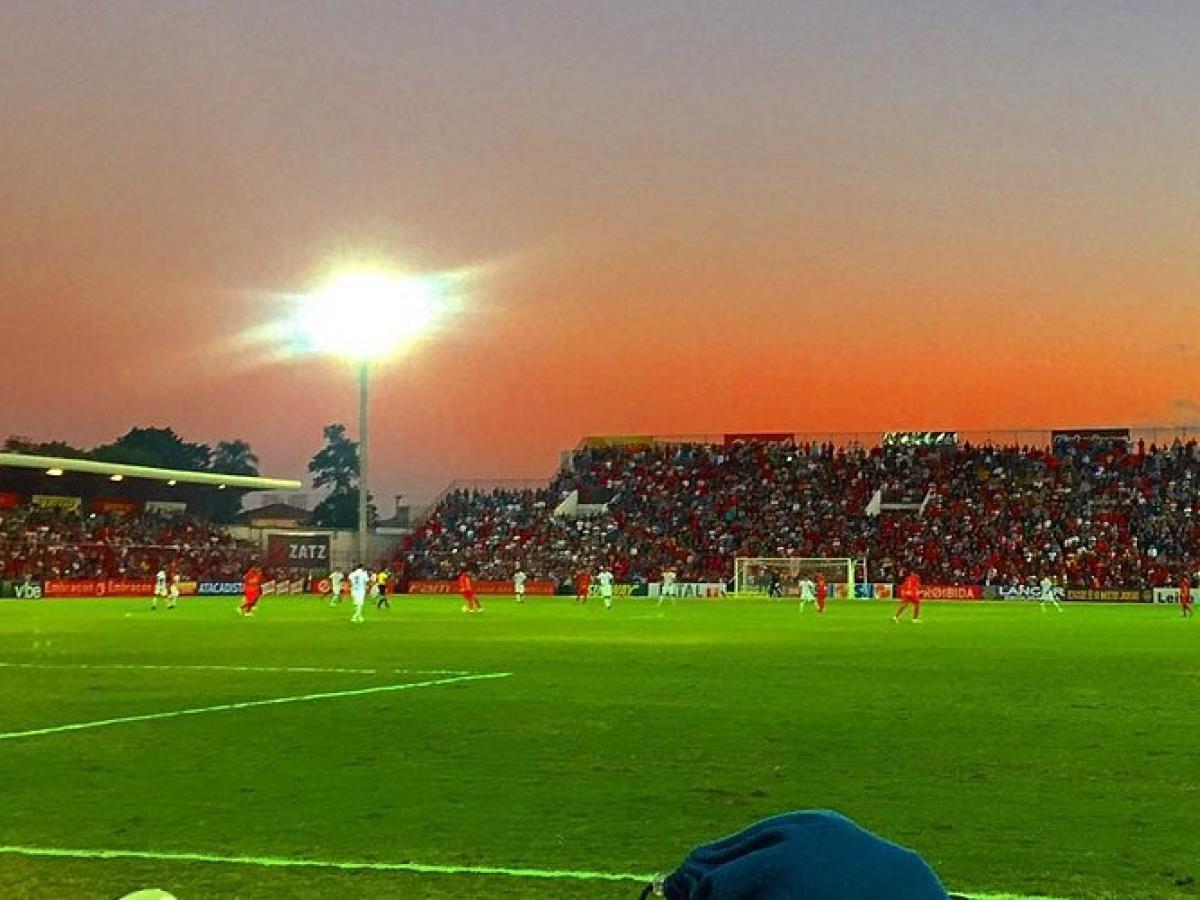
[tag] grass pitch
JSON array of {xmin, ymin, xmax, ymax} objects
[{"xmin": 0, "ymin": 596, "xmax": 1195, "ymax": 899}]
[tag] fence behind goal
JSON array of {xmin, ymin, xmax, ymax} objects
[{"xmin": 733, "ymin": 557, "xmax": 855, "ymax": 597}]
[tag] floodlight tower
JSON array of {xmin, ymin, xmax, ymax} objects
[{"xmin": 298, "ymin": 271, "xmax": 440, "ymax": 566}]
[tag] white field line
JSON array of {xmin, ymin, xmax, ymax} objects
[
  {"xmin": 0, "ymin": 663, "xmax": 473, "ymax": 676},
  {"xmin": 0, "ymin": 672, "xmax": 512, "ymax": 743},
  {"xmin": 0, "ymin": 844, "xmax": 1067, "ymax": 897},
  {"xmin": 0, "ymin": 662, "xmax": 379, "ymax": 675}
]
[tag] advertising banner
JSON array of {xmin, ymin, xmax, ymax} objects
[
  {"xmin": 589, "ymin": 583, "xmax": 636, "ymax": 598},
  {"xmin": 723, "ymin": 433, "xmax": 793, "ymax": 445},
  {"xmin": 650, "ymin": 582, "xmax": 727, "ymax": 598},
  {"xmin": 409, "ymin": 579, "xmax": 557, "ymax": 595},
  {"xmin": 852, "ymin": 583, "xmax": 895, "ymax": 600},
  {"xmin": 919, "ymin": 584, "xmax": 983, "ymax": 600},
  {"xmin": 583, "ymin": 435, "xmax": 655, "ymax": 449},
  {"xmin": 91, "ymin": 498, "xmax": 140, "ymax": 516},
  {"xmin": 0, "ymin": 581, "xmax": 42, "ymax": 600},
  {"xmin": 1152, "ymin": 588, "xmax": 1182, "ymax": 605},
  {"xmin": 1065, "ymin": 587, "xmax": 1148, "ymax": 603},
  {"xmin": 994, "ymin": 584, "xmax": 1065, "ymax": 601},
  {"xmin": 1052, "ymin": 428, "xmax": 1129, "ymax": 449},
  {"xmin": 266, "ymin": 534, "xmax": 331, "ymax": 569},
  {"xmin": 145, "ymin": 501, "xmax": 188, "ymax": 515},
  {"xmin": 0, "ymin": 492, "xmax": 21, "ymax": 509},
  {"xmin": 197, "ymin": 580, "xmax": 244, "ymax": 596},
  {"xmin": 32, "ymin": 494, "xmax": 82, "ymax": 511},
  {"xmin": 42, "ymin": 579, "xmax": 156, "ymax": 598},
  {"xmin": 882, "ymin": 431, "xmax": 958, "ymax": 447}
]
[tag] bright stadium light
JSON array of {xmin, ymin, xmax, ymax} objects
[
  {"xmin": 295, "ymin": 267, "xmax": 447, "ymax": 564},
  {"xmin": 297, "ymin": 270, "xmax": 441, "ymax": 361}
]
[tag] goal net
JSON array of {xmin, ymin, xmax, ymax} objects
[{"xmin": 733, "ymin": 557, "xmax": 855, "ymax": 598}]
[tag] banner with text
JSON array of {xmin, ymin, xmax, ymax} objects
[
  {"xmin": 32, "ymin": 494, "xmax": 82, "ymax": 511},
  {"xmin": 650, "ymin": 582, "xmax": 728, "ymax": 598},
  {"xmin": 0, "ymin": 492, "xmax": 21, "ymax": 509},
  {"xmin": 145, "ymin": 500, "xmax": 188, "ymax": 515},
  {"xmin": 197, "ymin": 580, "xmax": 244, "ymax": 596},
  {"xmin": 42, "ymin": 578, "xmax": 156, "ymax": 598},
  {"xmin": 408, "ymin": 579, "xmax": 557, "ymax": 595},
  {"xmin": 91, "ymin": 498, "xmax": 140, "ymax": 516},
  {"xmin": 266, "ymin": 534, "xmax": 331, "ymax": 569},
  {"xmin": 918, "ymin": 584, "xmax": 983, "ymax": 600},
  {"xmin": 1065, "ymin": 587, "xmax": 1148, "ymax": 603},
  {"xmin": 852, "ymin": 583, "xmax": 896, "ymax": 600}
]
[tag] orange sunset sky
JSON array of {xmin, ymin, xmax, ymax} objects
[{"xmin": 2, "ymin": 1, "xmax": 1198, "ymax": 501}]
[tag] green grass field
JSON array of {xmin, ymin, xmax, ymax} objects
[{"xmin": 0, "ymin": 596, "xmax": 1195, "ymax": 899}]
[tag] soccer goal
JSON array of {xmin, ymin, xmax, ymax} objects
[{"xmin": 733, "ymin": 557, "xmax": 855, "ymax": 598}]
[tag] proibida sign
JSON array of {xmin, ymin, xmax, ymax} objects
[{"xmin": 266, "ymin": 534, "xmax": 331, "ymax": 569}]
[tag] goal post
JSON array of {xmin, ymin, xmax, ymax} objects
[{"xmin": 733, "ymin": 557, "xmax": 855, "ymax": 598}]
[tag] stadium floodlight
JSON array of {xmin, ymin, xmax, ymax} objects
[
  {"xmin": 296, "ymin": 270, "xmax": 440, "ymax": 362},
  {"xmin": 296, "ymin": 268, "xmax": 446, "ymax": 565},
  {"xmin": 110, "ymin": 474, "xmax": 123, "ymax": 482},
  {"xmin": 46, "ymin": 468, "xmax": 63, "ymax": 476}
]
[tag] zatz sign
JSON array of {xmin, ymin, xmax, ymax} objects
[{"xmin": 266, "ymin": 534, "xmax": 331, "ymax": 569}]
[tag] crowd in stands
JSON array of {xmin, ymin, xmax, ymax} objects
[
  {"xmin": 0, "ymin": 506, "xmax": 257, "ymax": 581},
  {"xmin": 402, "ymin": 436, "xmax": 1200, "ymax": 589}
]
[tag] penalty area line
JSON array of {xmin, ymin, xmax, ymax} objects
[
  {"xmin": 0, "ymin": 672, "xmax": 512, "ymax": 743},
  {"xmin": 0, "ymin": 845, "xmax": 1067, "ymax": 897}
]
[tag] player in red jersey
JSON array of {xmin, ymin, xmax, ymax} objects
[
  {"xmin": 893, "ymin": 572, "xmax": 922, "ymax": 623},
  {"xmin": 574, "ymin": 570, "xmax": 591, "ymax": 604},
  {"xmin": 459, "ymin": 570, "xmax": 481, "ymax": 613},
  {"xmin": 1181, "ymin": 575, "xmax": 1194, "ymax": 619},
  {"xmin": 240, "ymin": 565, "xmax": 263, "ymax": 616},
  {"xmin": 815, "ymin": 573, "xmax": 828, "ymax": 613}
]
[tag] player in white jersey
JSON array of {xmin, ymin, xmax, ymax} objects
[
  {"xmin": 598, "ymin": 568, "xmax": 615, "ymax": 609},
  {"xmin": 167, "ymin": 570, "xmax": 181, "ymax": 609},
  {"xmin": 513, "ymin": 568, "xmax": 527, "ymax": 603},
  {"xmin": 348, "ymin": 564, "xmax": 371, "ymax": 624},
  {"xmin": 328, "ymin": 568, "xmax": 345, "ymax": 606},
  {"xmin": 151, "ymin": 568, "xmax": 168, "ymax": 610},
  {"xmin": 1039, "ymin": 575, "xmax": 1063, "ymax": 612},
  {"xmin": 798, "ymin": 577, "xmax": 817, "ymax": 611},
  {"xmin": 658, "ymin": 568, "xmax": 677, "ymax": 606}
]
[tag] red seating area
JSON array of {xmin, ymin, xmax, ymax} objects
[
  {"xmin": 403, "ymin": 437, "xmax": 1200, "ymax": 587},
  {"xmin": 0, "ymin": 506, "xmax": 258, "ymax": 581}
]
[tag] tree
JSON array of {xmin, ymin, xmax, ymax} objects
[
  {"xmin": 4, "ymin": 436, "xmax": 87, "ymax": 458},
  {"xmin": 91, "ymin": 427, "xmax": 212, "ymax": 471},
  {"xmin": 308, "ymin": 424, "xmax": 376, "ymax": 528},
  {"xmin": 213, "ymin": 440, "xmax": 260, "ymax": 476},
  {"xmin": 210, "ymin": 439, "xmax": 261, "ymax": 524}
]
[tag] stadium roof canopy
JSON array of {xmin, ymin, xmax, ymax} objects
[{"xmin": 0, "ymin": 453, "xmax": 302, "ymax": 491}]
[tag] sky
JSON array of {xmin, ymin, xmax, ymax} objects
[{"xmin": 1, "ymin": 0, "xmax": 1198, "ymax": 503}]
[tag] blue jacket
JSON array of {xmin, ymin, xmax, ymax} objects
[{"xmin": 663, "ymin": 810, "xmax": 950, "ymax": 900}]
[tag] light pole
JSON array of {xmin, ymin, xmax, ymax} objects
[
  {"xmin": 357, "ymin": 359, "xmax": 370, "ymax": 565},
  {"xmin": 295, "ymin": 269, "xmax": 443, "ymax": 568}
]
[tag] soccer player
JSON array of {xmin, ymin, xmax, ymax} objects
[
  {"xmin": 459, "ymin": 569, "xmax": 481, "ymax": 613},
  {"xmin": 597, "ymin": 566, "xmax": 615, "ymax": 609},
  {"xmin": 151, "ymin": 567, "xmax": 168, "ymax": 610},
  {"xmin": 167, "ymin": 565, "xmax": 181, "ymax": 610},
  {"xmin": 239, "ymin": 565, "xmax": 263, "ymax": 616},
  {"xmin": 798, "ymin": 576, "xmax": 816, "ymax": 611},
  {"xmin": 767, "ymin": 570, "xmax": 783, "ymax": 599},
  {"xmin": 815, "ymin": 573, "xmax": 827, "ymax": 614},
  {"xmin": 513, "ymin": 567, "xmax": 527, "ymax": 603},
  {"xmin": 574, "ymin": 569, "xmax": 591, "ymax": 604},
  {"xmin": 328, "ymin": 568, "xmax": 345, "ymax": 606},
  {"xmin": 376, "ymin": 569, "xmax": 391, "ymax": 609},
  {"xmin": 893, "ymin": 572, "xmax": 922, "ymax": 623},
  {"xmin": 1039, "ymin": 574, "xmax": 1063, "ymax": 612},
  {"xmin": 1180, "ymin": 575, "xmax": 1194, "ymax": 619},
  {"xmin": 348, "ymin": 563, "xmax": 370, "ymax": 623},
  {"xmin": 659, "ymin": 567, "xmax": 677, "ymax": 606}
]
